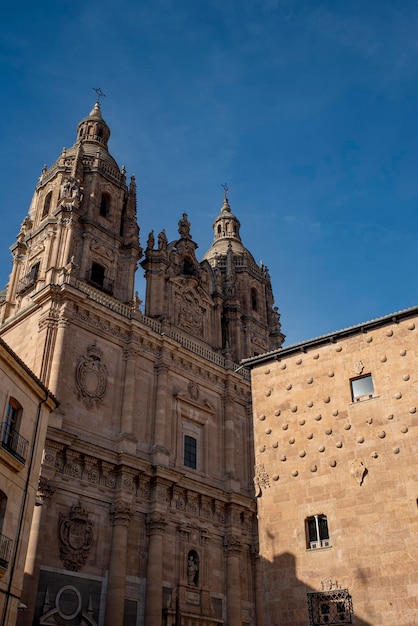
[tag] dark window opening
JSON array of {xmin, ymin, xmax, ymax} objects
[
  {"xmin": 1, "ymin": 398, "xmax": 28, "ymax": 463},
  {"xmin": 100, "ymin": 193, "xmax": 111, "ymax": 218},
  {"xmin": 42, "ymin": 191, "xmax": 52, "ymax": 218},
  {"xmin": 87, "ymin": 262, "xmax": 113, "ymax": 294},
  {"xmin": 90, "ymin": 262, "xmax": 105, "ymax": 287},
  {"xmin": 306, "ymin": 514, "xmax": 330, "ymax": 549},
  {"xmin": 183, "ymin": 259, "xmax": 196, "ymax": 276},
  {"xmin": 184, "ymin": 435, "xmax": 197, "ymax": 469},
  {"xmin": 351, "ymin": 374, "xmax": 374, "ymax": 402},
  {"xmin": 251, "ymin": 288, "xmax": 258, "ymax": 311}
]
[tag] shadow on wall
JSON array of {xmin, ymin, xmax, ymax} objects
[{"xmin": 259, "ymin": 551, "xmax": 373, "ymax": 626}]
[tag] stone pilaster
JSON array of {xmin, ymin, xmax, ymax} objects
[
  {"xmin": 224, "ymin": 534, "xmax": 242, "ymax": 626},
  {"xmin": 144, "ymin": 512, "xmax": 167, "ymax": 626},
  {"xmin": 104, "ymin": 501, "xmax": 132, "ymax": 626},
  {"xmin": 17, "ymin": 478, "xmax": 55, "ymax": 626}
]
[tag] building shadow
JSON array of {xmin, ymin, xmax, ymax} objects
[{"xmin": 258, "ymin": 551, "xmax": 373, "ymax": 626}]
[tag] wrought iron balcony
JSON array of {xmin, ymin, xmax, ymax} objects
[
  {"xmin": 0, "ymin": 532, "xmax": 13, "ymax": 570},
  {"xmin": 16, "ymin": 264, "xmax": 39, "ymax": 295},
  {"xmin": 1, "ymin": 424, "xmax": 28, "ymax": 464}
]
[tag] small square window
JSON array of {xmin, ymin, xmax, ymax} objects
[
  {"xmin": 351, "ymin": 374, "xmax": 374, "ymax": 402},
  {"xmin": 184, "ymin": 435, "xmax": 197, "ymax": 469}
]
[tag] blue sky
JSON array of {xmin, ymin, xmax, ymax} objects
[{"xmin": 1, "ymin": 0, "xmax": 418, "ymax": 345}]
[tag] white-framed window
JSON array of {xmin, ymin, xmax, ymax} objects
[
  {"xmin": 350, "ymin": 374, "xmax": 374, "ymax": 402},
  {"xmin": 306, "ymin": 514, "xmax": 331, "ymax": 549}
]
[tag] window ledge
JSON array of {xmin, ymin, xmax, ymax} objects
[
  {"xmin": 350, "ymin": 394, "xmax": 379, "ymax": 405},
  {"xmin": 306, "ymin": 544, "xmax": 332, "ymax": 551},
  {"xmin": 0, "ymin": 446, "xmax": 25, "ymax": 472}
]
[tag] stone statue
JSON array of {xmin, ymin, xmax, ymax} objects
[
  {"xmin": 178, "ymin": 212, "xmax": 191, "ymax": 238},
  {"xmin": 158, "ymin": 229, "xmax": 168, "ymax": 251},
  {"xmin": 147, "ymin": 230, "xmax": 155, "ymax": 250},
  {"xmin": 187, "ymin": 555, "xmax": 198, "ymax": 586}
]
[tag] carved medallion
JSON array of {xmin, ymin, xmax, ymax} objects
[
  {"xmin": 58, "ymin": 503, "xmax": 93, "ymax": 571},
  {"xmin": 75, "ymin": 343, "xmax": 107, "ymax": 409}
]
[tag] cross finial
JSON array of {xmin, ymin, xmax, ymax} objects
[
  {"xmin": 221, "ymin": 182, "xmax": 230, "ymax": 199},
  {"xmin": 93, "ymin": 87, "xmax": 106, "ymax": 103}
]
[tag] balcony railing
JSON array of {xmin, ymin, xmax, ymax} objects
[
  {"xmin": 16, "ymin": 265, "xmax": 39, "ymax": 295},
  {"xmin": 1, "ymin": 424, "xmax": 28, "ymax": 464},
  {"xmin": 0, "ymin": 533, "xmax": 13, "ymax": 570},
  {"xmin": 85, "ymin": 269, "xmax": 114, "ymax": 295}
]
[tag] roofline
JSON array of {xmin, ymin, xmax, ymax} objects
[
  {"xmin": 0, "ymin": 336, "xmax": 59, "ymax": 407},
  {"xmin": 242, "ymin": 305, "xmax": 418, "ymax": 369}
]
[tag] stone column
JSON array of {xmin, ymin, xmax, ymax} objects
[
  {"xmin": 17, "ymin": 478, "xmax": 54, "ymax": 626},
  {"xmin": 144, "ymin": 512, "xmax": 166, "ymax": 626},
  {"xmin": 104, "ymin": 501, "xmax": 132, "ymax": 626},
  {"xmin": 224, "ymin": 535, "xmax": 242, "ymax": 626}
]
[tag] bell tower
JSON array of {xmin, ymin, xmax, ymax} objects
[{"xmin": 1, "ymin": 101, "xmax": 141, "ymax": 323}]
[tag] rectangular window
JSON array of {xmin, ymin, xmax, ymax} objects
[
  {"xmin": 306, "ymin": 514, "xmax": 331, "ymax": 549},
  {"xmin": 184, "ymin": 435, "xmax": 197, "ymax": 469},
  {"xmin": 1, "ymin": 398, "xmax": 28, "ymax": 463},
  {"xmin": 351, "ymin": 374, "xmax": 374, "ymax": 402}
]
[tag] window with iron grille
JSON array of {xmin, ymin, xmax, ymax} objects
[
  {"xmin": 184, "ymin": 435, "xmax": 197, "ymax": 469},
  {"xmin": 307, "ymin": 589, "xmax": 353, "ymax": 625}
]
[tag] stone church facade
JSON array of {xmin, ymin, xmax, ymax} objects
[{"xmin": 0, "ymin": 102, "xmax": 283, "ymax": 626}]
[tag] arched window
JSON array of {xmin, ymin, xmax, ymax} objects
[
  {"xmin": 217, "ymin": 224, "xmax": 222, "ymax": 234},
  {"xmin": 42, "ymin": 191, "xmax": 52, "ymax": 218},
  {"xmin": 100, "ymin": 193, "xmax": 111, "ymax": 218}
]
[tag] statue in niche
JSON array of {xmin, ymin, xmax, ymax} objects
[{"xmin": 187, "ymin": 552, "xmax": 199, "ymax": 586}]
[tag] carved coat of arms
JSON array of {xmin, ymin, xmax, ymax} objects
[
  {"xmin": 58, "ymin": 503, "xmax": 94, "ymax": 571},
  {"xmin": 75, "ymin": 343, "xmax": 107, "ymax": 409}
]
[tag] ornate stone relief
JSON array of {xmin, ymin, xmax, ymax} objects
[
  {"xmin": 254, "ymin": 463, "xmax": 270, "ymax": 497},
  {"xmin": 177, "ymin": 290, "xmax": 204, "ymax": 334},
  {"xmin": 58, "ymin": 503, "xmax": 94, "ymax": 571},
  {"xmin": 74, "ymin": 342, "xmax": 107, "ymax": 409}
]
